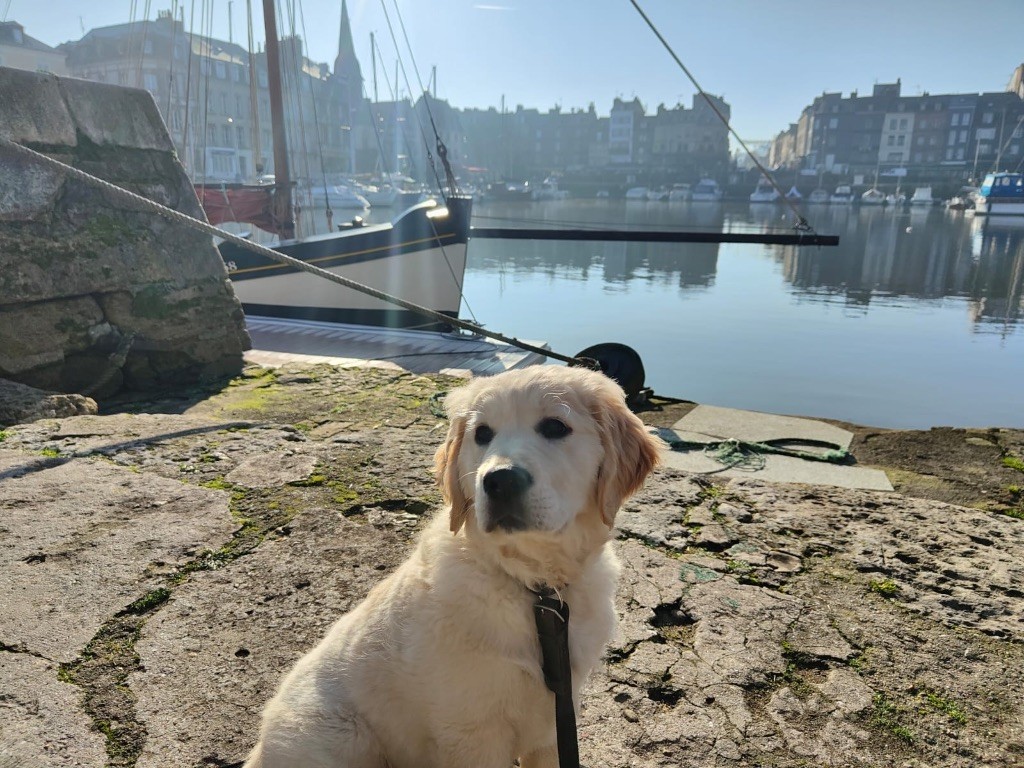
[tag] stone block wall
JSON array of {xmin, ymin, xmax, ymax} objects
[{"xmin": 0, "ymin": 67, "xmax": 250, "ymax": 399}]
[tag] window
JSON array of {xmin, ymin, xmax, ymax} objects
[
  {"xmin": 899, "ymin": 118, "xmax": 907, "ymax": 130},
  {"xmin": 231, "ymin": 65, "xmax": 241, "ymax": 82},
  {"xmin": 215, "ymin": 62, "xmax": 227, "ymax": 79},
  {"xmin": 951, "ymin": 113, "xmax": 960, "ymax": 126},
  {"xmin": 829, "ymin": 117, "xmax": 838, "ymax": 129},
  {"xmin": 959, "ymin": 130, "xmax": 967, "ymax": 143},
  {"xmin": 1010, "ymin": 143, "xmax": 1020, "ymax": 156},
  {"xmin": 888, "ymin": 135, "xmax": 895, "ymax": 146},
  {"xmin": 983, "ymin": 112, "xmax": 993, "ymax": 124},
  {"xmin": 237, "ymin": 126, "xmax": 248, "ymax": 148},
  {"xmin": 144, "ymin": 39, "xmax": 153, "ymax": 54},
  {"xmin": 897, "ymin": 135, "xmax": 905, "ymax": 146},
  {"xmin": 143, "ymin": 73, "xmax": 159, "ymax": 93},
  {"xmin": 962, "ymin": 112, "xmax": 971, "ymax": 125},
  {"xmin": 889, "ymin": 119, "xmax": 897, "ymax": 130},
  {"xmin": 948, "ymin": 130, "xmax": 957, "ymax": 145}
]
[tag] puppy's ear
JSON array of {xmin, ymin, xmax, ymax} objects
[
  {"xmin": 435, "ymin": 391, "xmax": 472, "ymax": 533},
  {"xmin": 594, "ymin": 390, "xmax": 661, "ymax": 527}
]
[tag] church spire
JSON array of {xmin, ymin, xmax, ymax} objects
[
  {"xmin": 333, "ymin": 0, "xmax": 364, "ymax": 111},
  {"xmin": 335, "ymin": 0, "xmax": 358, "ymax": 74}
]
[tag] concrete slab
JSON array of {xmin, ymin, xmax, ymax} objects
[
  {"xmin": 658, "ymin": 435, "xmax": 893, "ymax": 491},
  {"xmin": 659, "ymin": 404, "xmax": 891, "ymax": 491},
  {"xmin": 0, "ymin": 449, "xmax": 237, "ymax": 662},
  {"xmin": 672, "ymin": 404, "xmax": 855, "ymax": 452}
]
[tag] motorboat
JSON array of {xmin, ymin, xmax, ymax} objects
[
  {"xmin": 807, "ymin": 188, "xmax": 830, "ymax": 204},
  {"xmin": 484, "ymin": 180, "xmax": 532, "ymax": 201},
  {"xmin": 308, "ymin": 184, "xmax": 370, "ymax": 210},
  {"xmin": 625, "ymin": 186, "xmax": 649, "ymax": 200},
  {"xmin": 667, "ymin": 183, "xmax": 691, "ymax": 202},
  {"xmin": 974, "ymin": 173, "xmax": 1024, "ymax": 216},
  {"xmin": 749, "ymin": 180, "xmax": 780, "ymax": 203},
  {"xmin": 690, "ymin": 178, "xmax": 723, "ymax": 202},
  {"xmin": 860, "ymin": 188, "xmax": 886, "ymax": 206},
  {"xmin": 909, "ymin": 186, "xmax": 934, "ymax": 206},
  {"xmin": 829, "ymin": 185, "xmax": 854, "ymax": 204},
  {"xmin": 532, "ymin": 177, "xmax": 569, "ymax": 201}
]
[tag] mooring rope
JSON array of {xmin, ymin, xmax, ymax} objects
[
  {"xmin": 0, "ymin": 137, "xmax": 579, "ymax": 366},
  {"xmin": 628, "ymin": 0, "xmax": 815, "ymax": 235}
]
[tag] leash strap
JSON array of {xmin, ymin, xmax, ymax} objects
[{"xmin": 532, "ymin": 587, "xmax": 580, "ymax": 768}]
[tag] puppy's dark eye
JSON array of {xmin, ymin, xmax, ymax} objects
[
  {"xmin": 537, "ymin": 418, "xmax": 571, "ymax": 440},
  {"xmin": 474, "ymin": 424, "xmax": 495, "ymax": 445}
]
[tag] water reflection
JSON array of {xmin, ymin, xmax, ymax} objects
[{"xmin": 471, "ymin": 201, "xmax": 1024, "ymax": 333}]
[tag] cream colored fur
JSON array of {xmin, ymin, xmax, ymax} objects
[{"xmin": 244, "ymin": 366, "xmax": 660, "ymax": 768}]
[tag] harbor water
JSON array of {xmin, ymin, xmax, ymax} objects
[{"xmin": 454, "ymin": 200, "xmax": 1023, "ymax": 430}]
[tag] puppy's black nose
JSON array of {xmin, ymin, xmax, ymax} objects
[{"xmin": 482, "ymin": 466, "xmax": 533, "ymax": 499}]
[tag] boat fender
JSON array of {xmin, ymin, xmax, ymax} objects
[{"xmin": 574, "ymin": 343, "xmax": 650, "ymax": 406}]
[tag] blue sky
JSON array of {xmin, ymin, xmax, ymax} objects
[{"xmin": 6, "ymin": 1, "xmax": 1023, "ymax": 140}]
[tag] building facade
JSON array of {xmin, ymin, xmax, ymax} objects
[
  {"xmin": 0, "ymin": 21, "xmax": 68, "ymax": 75},
  {"xmin": 61, "ymin": 11, "xmax": 350, "ymax": 182},
  {"xmin": 771, "ymin": 78, "xmax": 1024, "ymax": 187}
]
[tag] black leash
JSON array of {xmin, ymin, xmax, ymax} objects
[{"xmin": 532, "ymin": 586, "xmax": 580, "ymax": 768}]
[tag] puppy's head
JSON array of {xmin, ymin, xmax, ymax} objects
[{"xmin": 434, "ymin": 366, "xmax": 660, "ymax": 538}]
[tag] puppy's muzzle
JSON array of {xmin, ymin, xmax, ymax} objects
[{"xmin": 481, "ymin": 466, "xmax": 533, "ymax": 532}]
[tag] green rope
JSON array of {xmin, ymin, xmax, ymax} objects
[{"xmin": 667, "ymin": 436, "xmax": 851, "ymax": 473}]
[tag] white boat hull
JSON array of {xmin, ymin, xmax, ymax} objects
[
  {"xmin": 231, "ymin": 241, "xmax": 468, "ymax": 321},
  {"xmin": 975, "ymin": 199, "xmax": 1024, "ymax": 216}
]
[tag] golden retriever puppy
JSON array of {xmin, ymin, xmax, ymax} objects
[{"xmin": 244, "ymin": 365, "xmax": 660, "ymax": 768}]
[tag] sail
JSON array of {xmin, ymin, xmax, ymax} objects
[{"xmin": 195, "ymin": 184, "xmax": 292, "ymax": 236}]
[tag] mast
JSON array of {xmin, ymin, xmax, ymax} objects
[{"xmin": 262, "ymin": 0, "xmax": 295, "ymax": 238}]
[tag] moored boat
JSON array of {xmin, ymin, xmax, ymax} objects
[
  {"xmin": 974, "ymin": 172, "xmax": 1024, "ymax": 216},
  {"xmin": 807, "ymin": 188, "xmax": 830, "ymax": 205},
  {"xmin": 205, "ymin": 1, "xmax": 470, "ymax": 331},
  {"xmin": 691, "ymin": 178, "xmax": 723, "ymax": 202},
  {"xmin": 749, "ymin": 180, "xmax": 780, "ymax": 203},
  {"xmin": 219, "ymin": 196, "xmax": 472, "ymax": 329},
  {"xmin": 860, "ymin": 188, "xmax": 886, "ymax": 206},
  {"xmin": 308, "ymin": 184, "xmax": 370, "ymax": 210},
  {"xmin": 532, "ymin": 177, "xmax": 569, "ymax": 201},
  {"xmin": 829, "ymin": 185, "xmax": 854, "ymax": 204},
  {"xmin": 668, "ymin": 183, "xmax": 692, "ymax": 202},
  {"xmin": 909, "ymin": 186, "xmax": 934, "ymax": 206}
]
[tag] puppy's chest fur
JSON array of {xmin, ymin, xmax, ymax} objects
[{"xmin": 348, "ymin": 522, "xmax": 620, "ymax": 764}]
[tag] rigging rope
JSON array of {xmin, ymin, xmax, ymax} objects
[
  {"xmin": 181, "ymin": 0, "xmax": 198, "ymax": 173},
  {"xmin": 245, "ymin": 0, "xmax": 264, "ymax": 174},
  {"xmin": 388, "ymin": 0, "xmax": 460, "ymax": 196},
  {"xmin": 0, "ymin": 138, "xmax": 559, "ymax": 364},
  {"xmin": 377, "ymin": 0, "xmax": 449, "ymax": 199},
  {"xmin": 296, "ymin": 0, "xmax": 336, "ymax": 233},
  {"xmin": 627, "ymin": 0, "xmax": 815, "ymax": 236}
]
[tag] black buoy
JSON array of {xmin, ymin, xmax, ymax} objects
[{"xmin": 574, "ymin": 342, "xmax": 649, "ymax": 405}]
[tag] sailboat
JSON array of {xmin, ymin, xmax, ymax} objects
[{"xmin": 199, "ymin": 0, "xmax": 472, "ymax": 330}]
